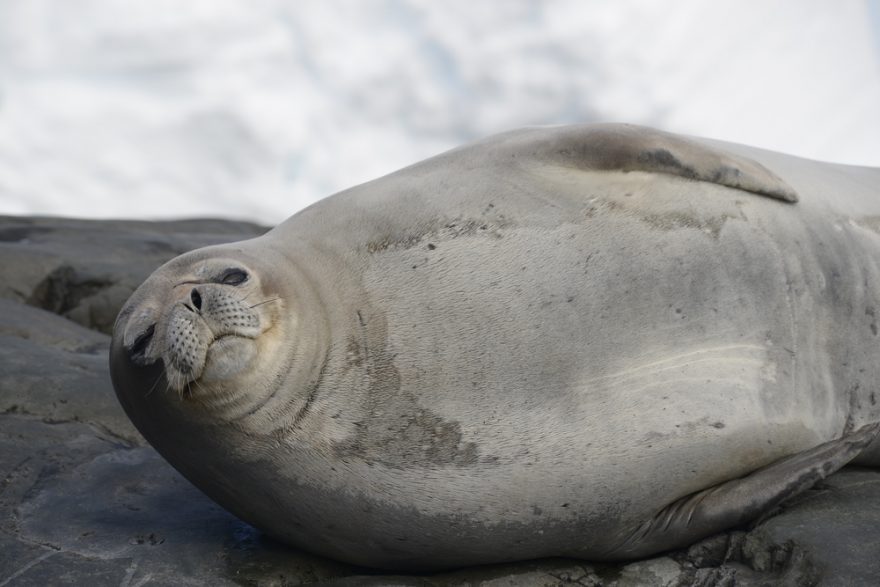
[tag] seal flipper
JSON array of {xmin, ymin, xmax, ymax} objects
[
  {"xmin": 531, "ymin": 124, "xmax": 799, "ymax": 203},
  {"xmin": 604, "ymin": 422, "xmax": 880, "ymax": 560}
]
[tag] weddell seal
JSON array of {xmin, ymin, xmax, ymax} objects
[{"xmin": 110, "ymin": 124, "xmax": 880, "ymax": 571}]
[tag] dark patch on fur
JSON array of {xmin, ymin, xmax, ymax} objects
[
  {"xmin": 357, "ymin": 407, "xmax": 480, "ymax": 469},
  {"xmin": 636, "ymin": 148, "xmax": 699, "ymax": 181},
  {"xmin": 345, "ymin": 337, "xmax": 364, "ymax": 368},
  {"xmin": 334, "ymin": 309, "xmax": 479, "ymax": 469},
  {"xmin": 635, "ymin": 151, "xmax": 762, "ymax": 202},
  {"xmin": 639, "ymin": 211, "xmax": 734, "ymax": 239},
  {"xmin": 366, "ymin": 233, "xmax": 425, "ymax": 253},
  {"xmin": 364, "ymin": 215, "xmax": 511, "ymax": 254},
  {"xmin": 586, "ymin": 198, "xmax": 735, "ymax": 240},
  {"xmin": 866, "ymin": 306, "xmax": 878, "ymax": 336},
  {"xmin": 290, "ymin": 353, "xmax": 330, "ymax": 430}
]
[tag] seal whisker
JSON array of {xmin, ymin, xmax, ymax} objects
[
  {"xmin": 144, "ymin": 371, "xmax": 165, "ymax": 398},
  {"xmin": 165, "ymin": 369, "xmax": 184, "ymax": 398},
  {"xmin": 191, "ymin": 378, "xmax": 209, "ymax": 398},
  {"xmin": 249, "ymin": 297, "xmax": 282, "ymax": 309},
  {"xmin": 163, "ymin": 378, "xmax": 173, "ymax": 398}
]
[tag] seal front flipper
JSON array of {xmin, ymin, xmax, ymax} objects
[
  {"xmin": 526, "ymin": 123, "xmax": 799, "ymax": 203},
  {"xmin": 604, "ymin": 422, "xmax": 880, "ymax": 560}
]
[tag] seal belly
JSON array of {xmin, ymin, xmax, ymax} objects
[{"xmin": 350, "ymin": 179, "xmax": 829, "ymax": 529}]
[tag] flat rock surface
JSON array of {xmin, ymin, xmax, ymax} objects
[{"xmin": 1, "ymin": 215, "xmax": 879, "ymax": 586}]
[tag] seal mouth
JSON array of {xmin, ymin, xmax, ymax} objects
[
  {"xmin": 161, "ymin": 286, "xmax": 266, "ymax": 394},
  {"xmin": 205, "ymin": 332, "xmax": 258, "ymax": 358},
  {"xmin": 168, "ymin": 332, "xmax": 259, "ymax": 394},
  {"xmin": 200, "ymin": 333, "xmax": 258, "ymax": 386},
  {"xmin": 210, "ymin": 333, "xmax": 245, "ymax": 346}
]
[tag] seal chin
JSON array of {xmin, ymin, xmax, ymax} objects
[
  {"xmin": 163, "ymin": 334, "xmax": 259, "ymax": 397},
  {"xmin": 201, "ymin": 335, "xmax": 257, "ymax": 383}
]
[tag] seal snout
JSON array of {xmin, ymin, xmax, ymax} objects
[
  {"xmin": 166, "ymin": 303, "xmax": 209, "ymax": 383},
  {"xmin": 162, "ymin": 283, "xmax": 265, "ymax": 392},
  {"xmin": 113, "ymin": 257, "xmax": 276, "ymax": 399}
]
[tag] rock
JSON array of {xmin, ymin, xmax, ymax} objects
[
  {"xmin": 0, "ymin": 301, "xmax": 139, "ymax": 444},
  {"xmin": 16, "ymin": 442, "xmax": 353, "ymax": 585},
  {"xmin": 0, "ymin": 216, "xmax": 267, "ymax": 334},
  {"xmin": 745, "ymin": 472, "xmax": 880, "ymax": 585},
  {"xmin": 1, "ymin": 214, "xmax": 879, "ymax": 586}
]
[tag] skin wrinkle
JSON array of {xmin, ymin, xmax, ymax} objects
[{"xmin": 575, "ymin": 344, "xmax": 767, "ymax": 385}]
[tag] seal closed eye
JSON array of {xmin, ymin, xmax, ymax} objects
[{"xmin": 218, "ymin": 268, "xmax": 248, "ymax": 286}]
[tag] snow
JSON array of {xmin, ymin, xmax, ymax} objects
[{"xmin": 0, "ymin": 0, "xmax": 878, "ymax": 223}]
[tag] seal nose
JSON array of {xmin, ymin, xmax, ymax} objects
[{"xmin": 191, "ymin": 288, "xmax": 203, "ymax": 311}]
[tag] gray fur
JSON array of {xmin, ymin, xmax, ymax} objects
[{"xmin": 110, "ymin": 124, "xmax": 880, "ymax": 570}]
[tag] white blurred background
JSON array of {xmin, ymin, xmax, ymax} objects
[{"xmin": 0, "ymin": 0, "xmax": 878, "ymax": 224}]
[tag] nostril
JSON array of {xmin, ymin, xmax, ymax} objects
[{"xmin": 191, "ymin": 288, "xmax": 202, "ymax": 311}]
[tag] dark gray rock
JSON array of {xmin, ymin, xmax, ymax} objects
[
  {"xmin": 1, "ymin": 215, "xmax": 879, "ymax": 586},
  {"xmin": 0, "ymin": 302, "xmax": 139, "ymax": 444},
  {"xmin": 16, "ymin": 442, "xmax": 353, "ymax": 585},
  {"xmin": 745, "ymin": 471, "xmax": 880, "ymax": 585},
  {"xmin": 0, "ymin": 216, "xmax": 267, "ymax": 334}
]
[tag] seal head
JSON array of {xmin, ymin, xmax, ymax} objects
[
  {"xmin": 110, "ymin": 241, "xmax": 314, "ymax": 427},
  {"xmin": 122, "ymin": 259, "xmax": 266, "ymax": 392}
]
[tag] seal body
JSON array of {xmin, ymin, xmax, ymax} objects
[{"xmin": 110, "ymin": 124, "xmax": 880, "ymax": 570}]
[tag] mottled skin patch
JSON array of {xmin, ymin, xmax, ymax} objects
[
  {"xmin": 333, "ymin": 309, "xmax": 479, "ymax": 468},
  {"xmin": 579, "ymin": 196, "xmax": 739, "ymax": 239},
  {"xmin": 638, "ymin": 210, "xmax": 736, "ymax": 239},
  {"xmin": 336, "ymin": 405, "xmax": 479, "ymax": 468},
  {"xmin": 365, "ymin": 213, "xmax": 511, "ymax": 254}
]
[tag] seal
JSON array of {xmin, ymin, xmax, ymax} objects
[{"xmin": 110, "ymin": 124, "xmax": 880, "ymax": 571}]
